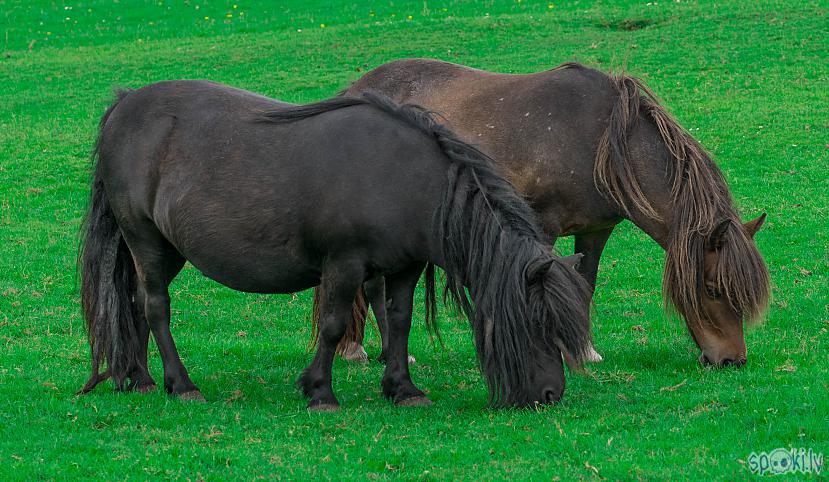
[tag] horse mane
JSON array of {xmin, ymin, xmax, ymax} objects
[
  {"xmin": 594, "ymin": 72, "xmax": 770, "ymax": 327},
  {"xmin": 260, "ymin": 92, "xmax": 592, "ymax": 405}
]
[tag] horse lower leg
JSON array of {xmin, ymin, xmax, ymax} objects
[
  {"xmin": 369, "ymin": 277, "xmax": 416, "ymax": 365},
  {"xmin": 143, "ymin": 287, "xmax": 201, "ymax": 399},
  {"xmin": 128, "ymin": 312, "xmax": 157, "ymax": 392},
  {"xmin": 380, "ymin": 264, "xmax": 429, "ymax": 405},
  {"xmin": 299, "ymin": 264, "xmax": 364, "ymax": 410},
  {"xmin": 574, "ymin": 227, "xmax": 615, "ymax": 363},
  {"xmin": 574, "ymin": 228, "xmax": 614, "ymax": 291}
]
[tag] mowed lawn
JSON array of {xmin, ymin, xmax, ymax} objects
[{"xmin": 1, "ymin": 0, "xmax": 826, "ymax": 479}]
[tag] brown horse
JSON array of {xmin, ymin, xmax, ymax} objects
[{"xmin": 313, "ymin": 59, "xmax": 769, "ymax": 368}]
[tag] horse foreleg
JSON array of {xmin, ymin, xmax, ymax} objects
[
  {"xmin": 380, "ymin": 263, "xmax": 430, "ymax": 406},
  {"xmin": 299, "ymin": 262, "xmax": 365, "ymax": 411},
  {"xmin": 573, "ymin": 227, "xmax": 615, "ymax": 363}
]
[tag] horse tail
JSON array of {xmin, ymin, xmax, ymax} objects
[
  {"xmin": 310, "ymin": 286, "xmax": 369, "ymax": 354},
  {"xmin": 78, "ymin": 89, "xmax": 142, "ymax": 394}
]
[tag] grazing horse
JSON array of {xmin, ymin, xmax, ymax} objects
[
  {"xmin": 316, "ymin": 59, "xmax": 769, "ymax": 367},
  {"xmin": 77, "ymin": 81, "xmax": 593, "ymax": 409}
]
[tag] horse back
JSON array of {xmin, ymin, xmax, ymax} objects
[
  {"xmin": 96, "ymin": 81, "xmax": 446, "ymax": 293},
  {"xmin": 348, "ymin": 60, "xmax": 626, "ymax": 236}
]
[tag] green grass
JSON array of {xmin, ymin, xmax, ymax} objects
[{"xmin": 1, "ymin": 0, "xmax": 827, "ymax": 479}]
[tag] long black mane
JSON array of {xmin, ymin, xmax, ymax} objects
[{"xmin": 262, "ymin": 93, "xmax": 593, "ymax": 404}]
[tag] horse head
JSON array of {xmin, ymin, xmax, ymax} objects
[{"xmin": 690, "ymin": 213, "xmax": 768, "ymax": 367}]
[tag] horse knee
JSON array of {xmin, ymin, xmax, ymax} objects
[{"xmin": 318, "ymin": 316, "xmax": 348, "ymax": 346}]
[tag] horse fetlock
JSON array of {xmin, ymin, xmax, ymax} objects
[
  {"xmin": 128, "ymin": 374, "xmax": 157, "ymax": 393},
  {"xmin": 381, "ymin": 376, "xmax": 424, "ymax": 404},
  {"xmin": 297, "ymin": 368, "xmax": 331, "ymax": 398},
  {"xmin": 163, "ymin": 375, "xmax": 198, "ymax": 396}
]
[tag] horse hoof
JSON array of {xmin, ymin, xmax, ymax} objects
[
  {"xmin": 308, "ymin": 402, "xmax": 340, "ymax": 412},
  {"xmin": 178, "ymin": 390, "xmax": 206, "ymax": 402},
  {"xmin": 396, "ymin": 396, "xmax": 432, "ymax": 407},
  {"xmin": 340, "ymin": 342, "xmax": 368, "ymax": 363},
  {"xmin": 135, "ymin": 383, "xmax": 157, "ymax": 394}
]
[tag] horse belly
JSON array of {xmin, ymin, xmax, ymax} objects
[
  {"xmin": 160, "ymin": 205, "xmax": 320, "ymax": 294},
  {"xmin": 184, "ymin": 245, "xmax": 319, "ymax": 294}
]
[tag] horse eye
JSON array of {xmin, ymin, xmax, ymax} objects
[{"xmin": 705, "ymin": 285, "xmax": 721, "ymax": 299}]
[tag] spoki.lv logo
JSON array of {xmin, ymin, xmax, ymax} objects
[{"xmin": 747, "ymin": 448, "xmax": 823, "ymax": 475}]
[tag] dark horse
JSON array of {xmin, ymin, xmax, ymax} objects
[
  {"xmin": 315, "ymin": 59, "xmax": 769, "ymax": 367},
  {"xmin": 78, "ymin": 81, "xmax": 593, "ymax": 409}
]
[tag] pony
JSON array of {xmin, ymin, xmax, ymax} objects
[
  {"xmin": 316, "ymin": 59, "xmax": 769, "ymax": 367},
  {"xmin": 77, "ymin": 81, "xmax": 593, "ymax": 409}
]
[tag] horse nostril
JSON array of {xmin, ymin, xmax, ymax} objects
[
  {"xmin": 699, "ymin": 354, "xmax": 713, "ymax": 366},
  {"xmin": 720, "ymin": 358, "xmax": 746, "ymax": 368},
  {"xmin": 542, "ymin": 387, "xmax": 561, "ymax": 404},
  {"xmin": 732, "ymin": 358, "xmax": 746, "ymax": 368}
]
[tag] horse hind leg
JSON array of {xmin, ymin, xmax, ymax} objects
[
  {"xmin": 123, "ymin": 226, "xmax": 201, "ymax": 400},
  {"xmin": 299, "ymin": 260, "xmax": 365, "ymax": 411},
  {"xmin": 126, "ymin": 290, "xmax": 157, "ymax": 393}
]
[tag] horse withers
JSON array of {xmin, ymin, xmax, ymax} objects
[
  {"xmin": 78, "ymin": 81, "xmax": 593, "ymax": 409},
  {"xmin": 321, "ymin": 59, "xmax": 770, "ymax": 368}
]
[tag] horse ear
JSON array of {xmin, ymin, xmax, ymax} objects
[
  {"xmin": 743, "ymin": 213, "xmax": 766, "ymax": 238},
  {"xmin": 708, "ymin": 220, "xmax": 731, "ymax": 251},
  {"xmin": 527, "ymin": 258, "xmax": 555, "ymax": 285},
  {"xmin": 558, "ymin": 253, "xmax": 584, "ymax": 270}
]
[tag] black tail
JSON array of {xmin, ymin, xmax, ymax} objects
[{"xmin": 78, "ymin": 90, "xmax": 141, "ymax": 394}]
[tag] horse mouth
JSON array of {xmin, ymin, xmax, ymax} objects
[{"xmin": 699, "ymin": 353, "xmax": 746, "ymax": 368}]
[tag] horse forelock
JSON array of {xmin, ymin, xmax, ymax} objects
[{"xmin": 664, "ymin": 220, "xmax": 770, "ymax": 329}]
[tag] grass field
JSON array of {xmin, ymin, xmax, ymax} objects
[{"xmin": 1, "ymin": 0, "xmax": 827, "ymax": 479}]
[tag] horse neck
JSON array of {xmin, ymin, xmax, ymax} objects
[
  {"xmin": 621, "ymin": 118, "xmax": 737, "ymax": 252},
  {"xmin": 616, "ymin": 121, "xmax": 676, "ymax": 250}
]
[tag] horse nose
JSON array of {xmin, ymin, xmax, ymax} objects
[
  {"xmin": 721, "ymin": 358, "xmax": 746, "ymax": 368},
  {"xmin": 542, "ymin": 386, "xmax": 563, "ymax": 404}
]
